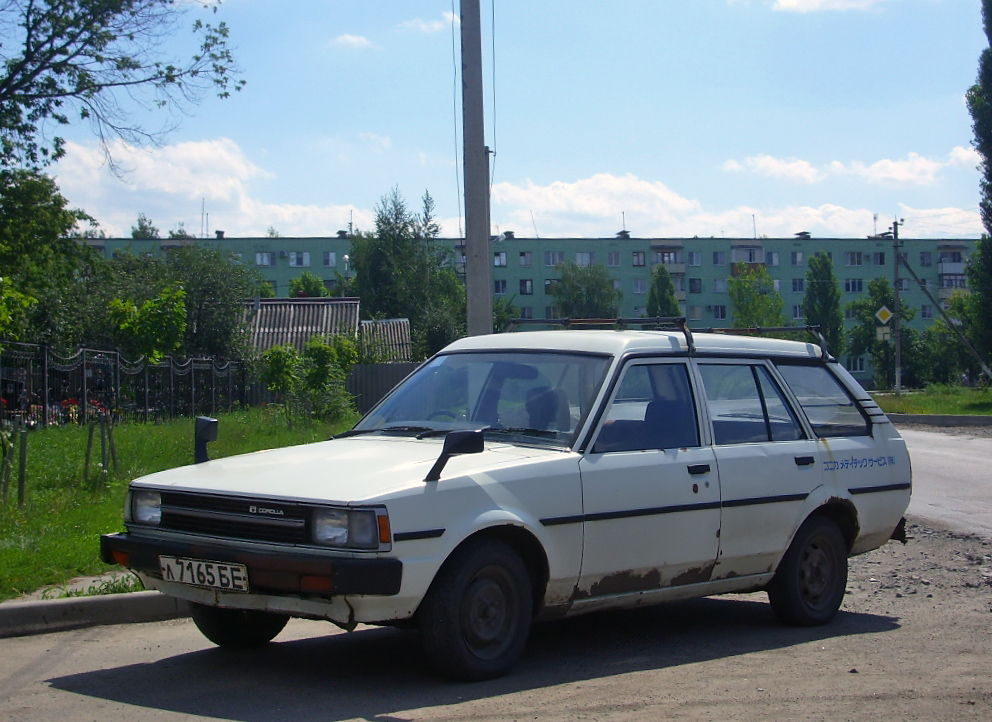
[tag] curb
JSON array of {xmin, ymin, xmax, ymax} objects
[
  {"xmin": 889, "ymin": 413, "xmax": 992, "ymax": 427},
  {"xmin": 0, "ymin": 590, "xmax": 190, "ymax": 639}
]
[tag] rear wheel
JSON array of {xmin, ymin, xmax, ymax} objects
[
  {"xmin": 419, "ymin": 539, "xmax": 533, "ymax": 681},
  {"xmin": 768, "ymin": 515, "xmax": 848, "ymax": 626},
  {"xmin": 189, "ymin": 603, "xmax": 289, "ymax": 648}
]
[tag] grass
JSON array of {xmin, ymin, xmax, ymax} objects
[
  {"xmin": 0, "ymin": 407, "xmax": 357, "ymax": 602},
  {"xmin": 872, "ymin": 384, "xmax": 992, "ymax": 416}
]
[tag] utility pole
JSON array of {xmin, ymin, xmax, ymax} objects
[
  {"xmin": 892, "ymin": 219, "xmax": 903, "ymax": 394},
  {"xmin": 461, "ymin": 0, "xmax": 493, "ymax": 336}
]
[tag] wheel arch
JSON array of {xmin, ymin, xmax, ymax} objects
[{"xmin": 808, "ymin": 498, "xmax": 860, "ymax": 553}]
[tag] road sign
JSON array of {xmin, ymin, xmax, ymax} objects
[{"xmin": 876, "ymin": 306, "xmax": 893, "ymax": 325}]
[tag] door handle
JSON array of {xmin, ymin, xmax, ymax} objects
[
  {"xmin": 687, "ymin": 463, "xmax": 710, "ymax": 475},
  {"xmin": 794, "ymin": 456, "xmax": 815, "ymax": 466}
]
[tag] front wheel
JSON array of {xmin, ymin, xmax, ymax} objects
[
  {"xmin": 419, "ymin": 539, "xmax": 533, "ymax": 681},
  {"xmin": 767, "ymin": 515, "xmax": 848, "ymax": 626},
  {"xmin": 189, "ymin": 602, "xmax": 289, "ymax": 648}
]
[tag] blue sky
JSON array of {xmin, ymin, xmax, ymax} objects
[{"xmin": 52, "ymin": 0, "xmax": 988, "ymax": 240}]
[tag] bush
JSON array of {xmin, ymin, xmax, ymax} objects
[{"xmin": 260, "ymin": 335, "xmax": 357, "ymax": 424}]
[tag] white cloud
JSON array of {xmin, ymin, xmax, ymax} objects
[
  {"xmin": 723, "ymin": 148, "xmax": 977, "ymax": 187},
  {"xmin": 489, "ymin": 172, "xmax": 978, "ymax": 239},
  {"xmin": 724, "ymin": 154, "xmax": 825, "ymax": 183},
  {"xmin": 771, "ymin": 0, "xmax": 887, "ymax": 11},
  {"xmin": 398, "ymin": 12, "xmax": 458, "ymax": 33},
  {"xmin": 358, "ymin": 132, "xmax": 392, "ymax": 152},
  {"xmin": 332, "ymin": 34, "xmax": 374, "ymax": 49}
]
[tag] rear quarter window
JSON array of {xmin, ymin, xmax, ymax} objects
[{"xmin": 774, "ymin": 363, "xmax": 870, "ymax": 437}]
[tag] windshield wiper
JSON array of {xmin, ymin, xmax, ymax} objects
[
  {"xmin": 335, "ymin": 425, "xmax": 435, "ymax": 439},
  {"xmin": 483, "ymin": 426, "xmax": 560, "ymax": 439}
]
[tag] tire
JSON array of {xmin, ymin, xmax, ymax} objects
[
  {"xmin": 768, "ymin": 515, "xmax": 848, "ymax": 626},
  {"xmin": 419, "ymin": 539, "xmax": 533, "ymax": 681},
  {"xmin": 189, "ymin": 602, "xmax": 289, "ymax": 648}
]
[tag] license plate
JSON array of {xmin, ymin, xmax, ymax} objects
[{"xmin": 159, "ymin": 555, "xmax": 249, "ymax": 592}]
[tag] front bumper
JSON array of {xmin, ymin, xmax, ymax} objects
[{"xmin": 100, "ymin": 532, "xmax": 403, "ymax": 596}]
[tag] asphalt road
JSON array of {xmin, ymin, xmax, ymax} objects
[{"xmin": 901, "ymin": 428, "xmax": 992, "ymax": 539}]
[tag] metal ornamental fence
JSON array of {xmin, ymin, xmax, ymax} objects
[{"xmin": 0, "ymin": 342, "xmax": 245, "ymax": 426}]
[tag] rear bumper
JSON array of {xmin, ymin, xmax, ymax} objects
[{"xmin": 100, "ymin": 532, "xmax": 403, "ymax": 596}]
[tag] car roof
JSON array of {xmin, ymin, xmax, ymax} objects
[{"xmin": 441, "ymin": 329, "xmax": 825, "ymax": 360}]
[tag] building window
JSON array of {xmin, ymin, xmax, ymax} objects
[
  {"xmin": 655, "ymin": 250, "xmax": 680, "ymax": 264},
  {"xmin": 714, "ymin": 278, "xmax": 727, "ymax": 293},
  {"xmin": 494, "ymin": 251, "xmax": 507, "ymax": 267},
  {"xmin": 323, "ymin": 251, "xmax": 336, "ymax": 267},
  {"xmin": 792, "ymin": 305, "xmax": 804, "ymax": 320},
  {"xmin": 520, "ymin": 251, "xmax": 532, "ymax": 267},
  {"xmin": 941, "ymin": 274, "xmax": 967, "ymax": 289},
  {"xmin": 519, "ymin": 306, "xmax": 533, "ymax": 320},
  {"xmin": 608, "ymin": 251, "xmax": 621, "ymax": 267},
  {"xmin": 632, "ymin": 251, "xmax": 646, "ymax": 267},
  {"xmin": 689, "ymin": 278, "xmax": 703, "ymax": 294},
  {"xmin": 494, "ymin": 279, "xmax": 507, "ymax": 295},
  {"xmin": 544, "ymin": 251, "xmax": 565, "ymax": 267},
  {"xmin": 633, "ymin": 306, "xmax": 646, "ymax": 317},
  {"xmin": 689, "ymin": 305, "xmax": 703, "ymax": 320},
  {"xmin": 732, "ymin": 247, "xmax": 763, "ymax": 263},
  {"xmin": 613, "ymin": 279, "xmax": 622, "ymax": 291},
  {"xmin": 633, "ymin": 279, "xmax": 647, "ymax": 294},
  {"xmin": 844, "ymin": 279, "xmax": 864, "ymax": 293},
  {"xmin": 773, "ymin": 279, "xmax": 781, "ymax": 292},
  {"xmin": 576, "ymin": 251, "xmax": 596, "ymax": 267},
  {"xmin": 897, "ymin": 278, "xmax": 910, "ymax": 291},
  {"xmin": 545, "ymin": 306, "xmax": 555, "ymax": 319},
  {"xmin": 843, "ymin": 251, "xmax": 862, "ymax": 267},
  {"xmin": 256, "ymin": 252, "xmax": 275, "ymax": 267},
  {"xmin": 792, "ymin": 278, "xmax": 804, "ymax": 293},
  {"xmin": 921, "ymin": 304, "xmax": 934, "ymax": 319},
  {"xmin": 845, "ymin": 307, "xmax": 857, "ymax": 320},
  {"xmin": 846, "ymin": 356, "xmax": 865, "ymax": 373},
  {"xmin": 873, "ymin": 252, "xmax": 885, "ymax": 266},
  {"xmin": 687, "ymin": 251, "xmax": 701, "ymax": 266},
  {"xmin": 920, "ymin": 251, "xmax": 932, "ymax": 267},
  {"xmin": 289, "ymin": 251, "xmax": 310, "ymax": 267},
  {"xmin": 712, "ymin": 305, "xmax": 727, "ymax": 320},
  {"xmin": 544, "ymin": 279, "xmax": 560, "ymax": 294},
  {"xmin": 791, "ymin": 251, "xmax": 804, "ymax": 266},
  {"xmin": 767, "ymin": 251, "xmax": 779, "ymax": 267},
  {"xmin": 520, "ymin": 279, "xmax": 533, "ymax": 295},
  {"xmin": 713, "ymin": 251, "xmax": 726, "ymax": 266},
  {"xmin": 940, "ymin": 251, "xmax": 964, "ymax": 263}
]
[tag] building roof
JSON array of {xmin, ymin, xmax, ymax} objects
[
  {"xmin": 359, "ymin": 318, "xmax": 413, "ymax": 362},
  {"xmin": 243, "ymin": 297, "xmax": 360, "ymax": 351}
]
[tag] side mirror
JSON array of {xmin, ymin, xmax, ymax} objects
[
  {"xmin": 195, "ymin": 416, "xmax": 218, "ymax": 464},
  {"xmin": 424, "ymin": 429, "xmax": 484, "ymax": 482}
]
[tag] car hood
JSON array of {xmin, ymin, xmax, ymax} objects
[{"xmin": 129, "ymin": 435, "xmax": 565, "ymax": 504}]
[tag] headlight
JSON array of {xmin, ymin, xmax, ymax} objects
[
  {"xmin": 312, "ymin": 508, "xmax": 383, "ymax": 549},
  {"xmin": 132, "ymin": 490, "xmax": 162, "ymax": 525}
]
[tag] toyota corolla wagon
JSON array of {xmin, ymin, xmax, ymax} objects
[{"xmin": 101, "ymin": 325, "xmax": 910, "ymax": 680}]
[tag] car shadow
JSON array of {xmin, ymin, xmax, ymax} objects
[{"xmin": 47, "ymin": 596, "xmax": 899, "ymax": 722}]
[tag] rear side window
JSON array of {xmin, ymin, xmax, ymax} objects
[
  {"xmin": 774, "ymin": 363, "xmax": 869, "ymax": 437},
  {"xmin": 697, "ymin": 364, "xmax": 804, "ymax": 445}
]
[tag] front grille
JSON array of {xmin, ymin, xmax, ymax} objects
[{"xmin": 159, "ymin": 491, "xmax": 308, "ymax": 544}]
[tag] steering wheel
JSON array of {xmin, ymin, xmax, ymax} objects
[{"xmin": 427, "ymin": 409, "xmax": 461, "ymax": 421}]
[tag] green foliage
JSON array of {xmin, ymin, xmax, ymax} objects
[
  {"xmin": 646, "ymin": 264, "xmax": 681, "ymax": 318},
  {"xmin": 968, "ymin": 1, "xmax": 992, "ymax": 236},
  {"xmin": 0, "ymin": 276, "xmax": 36, "ymax": 340},
  {"xmin": 493, "ymin": 295, "xmax": 519, "ymax": 333},
  {"xmin": 107, "ymin": 283, "xmax": 187, "ymax": 362},
  {"xmin": 260, "ymin": 337, "xmax": 356, "ymax": 424},
  {"xmin": 350, "ymin": 188, "xmax": 465, "ymax": 359},
  {"xmin": 802, "ymin": 251, "xmax": 845, "ymax": 357},
  {"xmin": 289, "ymin": 270, "xmax": 329, "ymax": 298},
  {"xmin": 0, "ymin": 0, "xmax": 244, "ymax": 169},
  {"xmin": 873, "ymin": 385, "xmax": 992, "ymax": 415},
  {"xmin": 168, "ymin": 223, "xmax": 195, "ymax": 240},
  {"xmin": 727, "ymin": 262, "xmax": 786, "ymax": 328},
  {"xmin": 551, "ymin": 261, "xmax": 622, "ymax": 318},
  {"xmin": 0, "ymin": 170, "xmax": 96, "ymax": 345},
  {"xmin": 0, "ymin": 408, "xmax": 357, "ymax": 601},
  {"xmin": 131, "ymin": 213, "xmax": 159, "ymax": 240},
  {"xmin": 965, "ymin": 236, "xmax": 992, "ymax": 364}
]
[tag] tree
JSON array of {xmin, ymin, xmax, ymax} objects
[
  {"xmin": 168, "ymin": 222, "xmax": 195, "ymax": 240},
  {"xmin": 802, "ymin": 252, "xmax": 845, "ymax": 357},
  {"xmin": 107, "ymin": 283, "xmax": 186, "ymax": 361},
  {"xmin": 289, "ymin": 271, "xmax": 329, "ymax": 298},
  {"xmin": 350, "ymin": 188, "xmax": 465, "ymax": 358},
  {"xmin": 550, "ymin": 261, "xmax": 621, "ymax": 319},
  {"xmin": 266, "ymin": 226, "xmax": 281, "ymax": 238},
  {"xmin": 0, "ymin": 169, "xmax": 95, "ymax": 345},
  {"xmin": 727, "ymin": 263, "xmax": 786, "ymax": 328},
  {"xmin": 0, "ymin": 0, "xmax": 244, "ymax": 169},
  {"xmin": 965, "ymin": 237, "xmax": 992, "ymax": 364},
  {"xmin": 492, "ymin": 296, "xmax": 519, "ymax": 333},
  {"xmin": 646, "ymin": 264, "xmax": 681, "ymax": 318},
  {"xmin": 131, "ymin": 213, "xmax": 159, "ymax": 239},
  {"xmin": 968, "ymin": 0, "xmax": 992, "ymax": 236}
]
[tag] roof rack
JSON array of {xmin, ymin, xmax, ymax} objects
[
  {"xmin": 505, "ymin": 318, "xmax": 832, "ymax": 361},
  {"xmin": 506, "ymin": 316, "xmax": 695, "ymax": 354}
]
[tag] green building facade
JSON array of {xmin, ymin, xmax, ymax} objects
[{"xmin": 84, "ymin": 233, "xmax": 976, "ymax": 386}]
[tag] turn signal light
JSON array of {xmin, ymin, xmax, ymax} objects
[
  {"xmin": 300, "ymin": 575, "xmax": 334, "ymax": 593},
  {"xmin": 111, "ymin": 550, "xmax": 130, "ymax": 567},
  {"xmin": 378, "ymin": 514, "xmax": 392, "ymax": 544}
]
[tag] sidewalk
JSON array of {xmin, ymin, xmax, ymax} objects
[{"xmin": 2, "ymin": 412, "xmax": 989, "ymax": 639}]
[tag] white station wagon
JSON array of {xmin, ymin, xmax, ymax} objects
[{"xmin": 101, "ymin": 325, "xmax": 911, "ymax": 680}]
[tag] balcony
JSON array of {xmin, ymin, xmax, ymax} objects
[{"xmin": 938, "ymin": 262, "xmax": 966, "ymax": 275}]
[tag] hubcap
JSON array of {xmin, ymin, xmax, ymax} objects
[
  {"xmin": 461, "ymin": 568, "xmax": 516, "ymax": 659},
  {"xmin": 798, "ymin": 535, "xmax": 834, "ymax": 609}
]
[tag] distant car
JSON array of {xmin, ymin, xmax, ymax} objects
[{"xmin": 101, "ymin": 326, "xmax": 910, "ymax": 680}]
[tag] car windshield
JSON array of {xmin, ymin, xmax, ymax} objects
[{"xmin": 353, "ymin": 350, "xmax": 612, "ymax": 446}]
